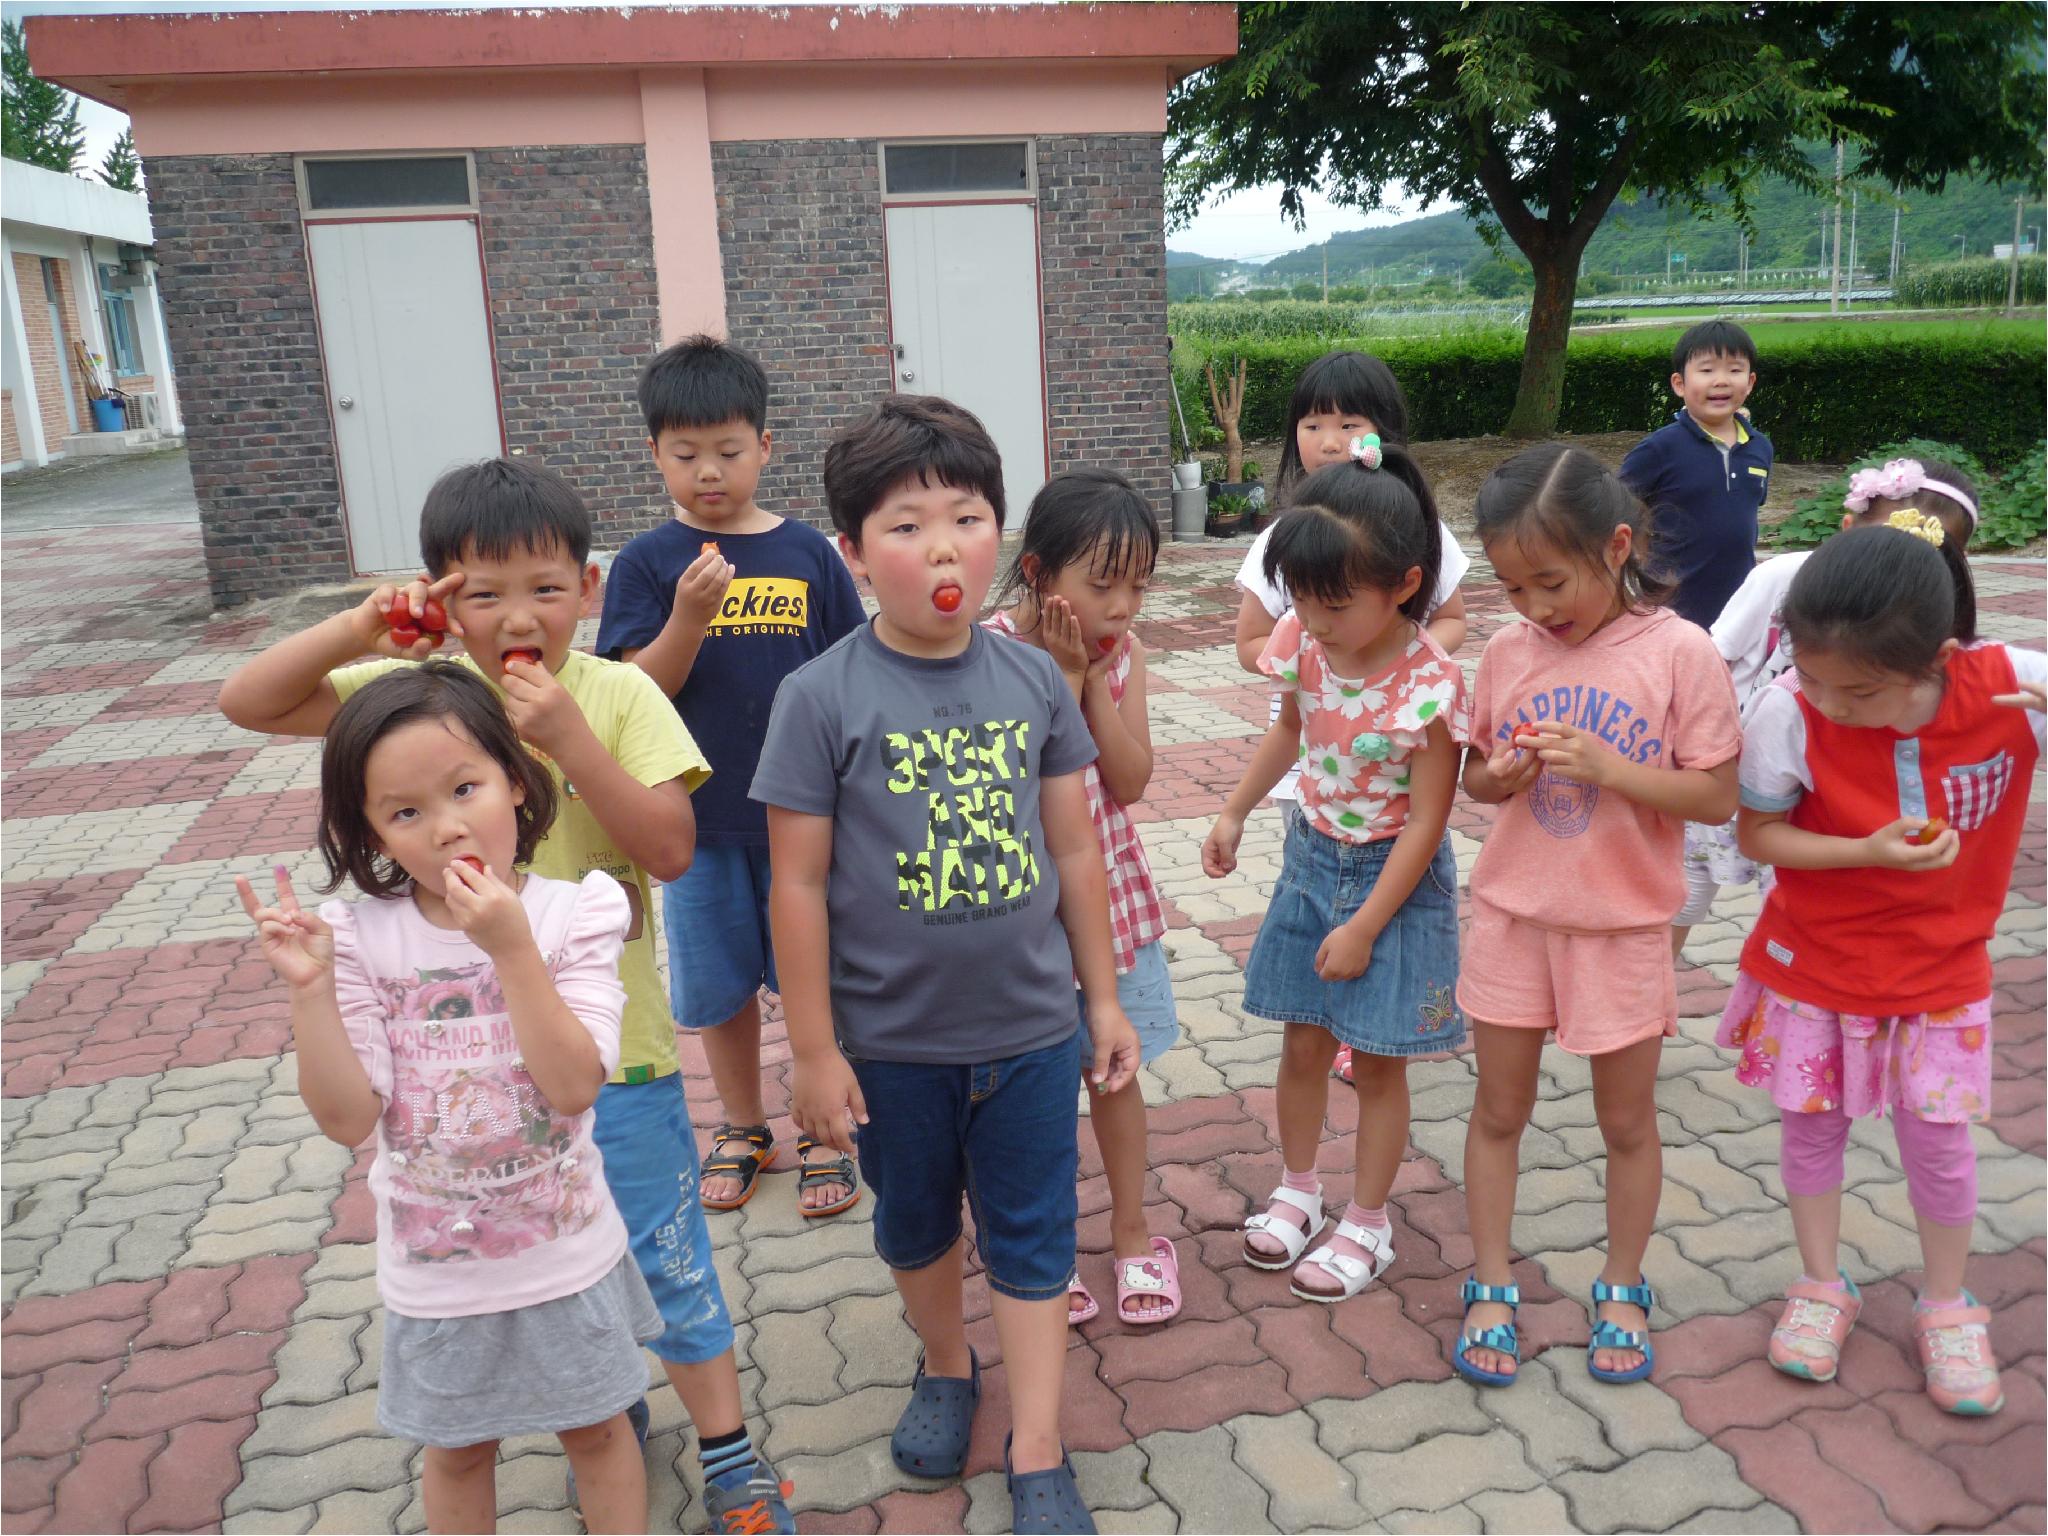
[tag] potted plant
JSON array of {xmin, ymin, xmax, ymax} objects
[
  {"xmin": 1203, "ymin": 357, "xmax": 1266, "ymax": 508},
  {"xmin": 1206, "ymin": 491, "xmax": 1256, "ymax": 538}
]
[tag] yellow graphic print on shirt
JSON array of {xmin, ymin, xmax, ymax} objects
[
  {"xmin": 705, "ymin": 577, "xmax": 810, "ymax": 637},
  {"xmin": 884, "ymin": 720, "xmax": 1042, "ymax": 920}
]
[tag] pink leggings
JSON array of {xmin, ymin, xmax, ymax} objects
[{"xmin": 1780, "ymin": 1105, "xmax": 1977, "ymax": 1227}]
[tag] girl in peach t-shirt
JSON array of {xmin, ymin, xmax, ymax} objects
[{"xmin": 1452, "ymin": 445, "xmax": 1741, "ymax": 1392}]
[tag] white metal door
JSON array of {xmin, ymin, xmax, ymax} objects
[
  {"xmin": 308, "ymin": 219, "xmax": 503, "ymax": 574},
  {"xmin": 885, "ymin": 204, "xmax": 1046, "ymax": 518}
]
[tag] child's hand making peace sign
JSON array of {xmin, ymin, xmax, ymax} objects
[{"xmin": 236, "ymin": 865, "xmax": 334, "ymax": 993}]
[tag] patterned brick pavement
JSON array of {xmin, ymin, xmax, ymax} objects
[{"xmin": 2, "ymin": 518, "xmax": 2042, "ymax": 1534}]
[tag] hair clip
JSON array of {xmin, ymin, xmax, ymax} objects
[
  {"xmin": 1349, "ymin": 433, "xmax": 1382, "ymax": 470},
  {"xmin": 1886, "ymin": 508, "xmax": 1945, "ymax": 548},
  {"xmin": 1845, "ymin": 458, "xmax": 1979, "ymax": 526}
]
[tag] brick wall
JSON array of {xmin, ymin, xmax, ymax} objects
[
  {"xmin": 711, "ymin": 135, "xmax": 1169, "ymax": 530},
  {"xmin": 12, "ymin": 251, "xmax": 93, "ymax": 448},
  {"xmin": 711, "ymin": 140, "xmax": 892, "ymax": 529},
  {"xmin": 2, "ymin": 389, "xmax": 19, "ymax": 464},
  {"xmin": 146, "ymin": 153, "xmax": 349, "ymax": 606},
  {"xmin": 473, "ymin": 146, "xmax": 669, "ymax": 554},
  {"xmin": 1038, "ymin": 135, "xmax": 1171, "ymax": 510}
]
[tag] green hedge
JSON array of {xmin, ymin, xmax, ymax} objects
[
  {"xmin": 1170, "ymin": 325, "xmax": 2047, "ymax": 465},
  {"xmin": 1894, "ymin": 256, "xmax": 2046, "ymax": 309}
]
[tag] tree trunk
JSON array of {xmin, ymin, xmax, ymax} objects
[{"xmin": 1504, "ymin": 251, "xmax": 1581, "ymax": 438}]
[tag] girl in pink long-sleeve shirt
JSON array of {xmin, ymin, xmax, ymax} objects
[{"xmin": 236, "ymin": 662, "xmax": 655, "ymax": 1535}]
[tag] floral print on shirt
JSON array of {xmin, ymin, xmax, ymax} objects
[{"xmin": 1260, "ymin": 613, "xmax": 1469, "ymax": 844}]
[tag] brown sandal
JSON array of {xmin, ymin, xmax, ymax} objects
[{"xmin": 701, "ymin": 1123, "xmax": 775, "ymax": 1211}]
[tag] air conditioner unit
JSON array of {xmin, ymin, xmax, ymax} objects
[{"xmin": 126, "ymin": 390, "xmax": 161, "ymax": 430}]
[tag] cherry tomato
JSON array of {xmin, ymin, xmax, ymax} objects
[
  {"xmin": 418, "ymin": 597, "xmax": 448, "ymax": 634},
  {"xmin": 504, "ymin": 647, "xmax": 544, "ymax": 668},
  {"xmin": 932, "ymin": 586, "xmax": 963, "ymax": 614},
  {"xmin": 701, "ymin": 541, "xmax": 720, "ymax": 560},
  {"xmin": 388, "ymin": 622, "xmax": 423, "ymax": 648},
  {"xmin": 1912, "ymin": 816, "xmax": 1949, "ymax": 846},
  {"xmin": 1514, "ymin": 731, "xmax": 1544, "ymax": 750},
  {"xmin": 1098, "ymin": 635, "xmax": 1118, "ymax": 654},
  {"xmin": 454, "ymin": 855, "xmax": 485, "ymax": 873}
]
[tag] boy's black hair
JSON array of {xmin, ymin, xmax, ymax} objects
[
  {"xmin": 1276, "ymin": 350, "xmax": 1412, "ymax": 493},
  {"xmin": 822, "ymin": 394, "xmax": 1005, "ymax": 546},
  {"xmin": 1671, "ymin": 319, "xmax": 1759, "ymax": 375},
  {"xmin": 317, "ymin": 662, "xmax": 558, "ymax": 897},
  {"xmin": 418, "ymin": 458, "xmax": 592, "ymax": 576},
  {"xmin": 1781, "ymin": 522, "xmax": 1977, "ymax": 676},
  {"xmin": 994, "ymin": 469, "xmax": 1160, "ymax": 612},
  {"xmin": 638, "ymin": 333, "xmax": 769, "ymax": 438},
  {"xmin": 1262, "ymin": 444, "xmax": 1442, "ymax": 623},
  {"xmin": 1474, "ymin": 443, "xmax": 1674, "ymax": 613}
]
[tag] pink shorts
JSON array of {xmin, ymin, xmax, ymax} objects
[{"xmin": 1455, "ymin": 896, "xmax": 1677, "ymax": 1057}]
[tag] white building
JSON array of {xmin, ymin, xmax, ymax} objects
[{"xmin": 2, "ymin": 159, "xmax": 183, "ymax": 471}]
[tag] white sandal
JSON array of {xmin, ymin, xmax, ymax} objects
[
  {"xmin": 1290, "ymin": 1219, "xmax": 1395, "ymax": 1304},
  {"xmin": 1243, "ymin": 1184, "xmax": 1325, "ymax": 1271}
]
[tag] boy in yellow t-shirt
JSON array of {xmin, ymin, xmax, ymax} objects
[{"xmin": 219, "ymin": 458, "xmax": 794, "ymax": 1531}]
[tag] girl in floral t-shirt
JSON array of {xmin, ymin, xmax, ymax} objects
[{"xmin": 1203, "ymin": 439, "xmax": 1468, "ymax": 1307}]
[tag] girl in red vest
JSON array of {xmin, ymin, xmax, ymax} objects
[{"xmin": 1719, "ymin": 516, "xmax": 2044, "ymax": 1416}]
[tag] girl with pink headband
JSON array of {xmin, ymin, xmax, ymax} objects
[{"xmin": 1671, "ymin": 457, "xmax": 1983, "ymax": 957}]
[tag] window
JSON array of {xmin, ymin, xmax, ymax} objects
[
  {"xmin": 300, "ymin": 155, "xmax": 474, "ymax": 214},
  {"xmin": 881, "ymin": 141, "xmax": 1033, "ymax": 198},
  {"xmin": 98, "ymin": 265, "xmax": 142, "ymax": 375}
]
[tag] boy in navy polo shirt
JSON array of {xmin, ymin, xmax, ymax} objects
[
  {"xmin": 597, "ymin": 335, "xmax": 867, "ymax": 1217},
  {"xmin": 1620, "ymin": 319, "xmax": 1773, "ymax": 629}
]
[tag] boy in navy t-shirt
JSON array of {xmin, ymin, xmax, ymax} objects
[
  {"xmin": 1619, "ymin": 319, "xmax": 1773, "ymax": 630},
  {"xmin": 597, "ymin": 335, "xmax": 866, "ymax": 1217}
]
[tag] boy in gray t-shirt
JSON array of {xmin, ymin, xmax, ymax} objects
[{"xmin": 752, "ymin": 396, "xmax": 1136, "ymax": 1533}]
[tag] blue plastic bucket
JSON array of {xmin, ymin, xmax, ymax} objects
[{"xmin": 90, "ymin": 397, "xmax": 125, "ymax": 432}]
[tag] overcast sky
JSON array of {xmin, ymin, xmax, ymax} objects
[{"xmin": 4, "ymin": 0, "xmax": 1421, "ymax": 264}]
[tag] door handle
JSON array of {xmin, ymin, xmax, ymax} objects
[
  {"xmin": 337, "ymin": 396, "xmax": 356, "ymax": 409},
  {"xmin": 900, "ymin": 371, "xmax": 915, "ymax": 384}
]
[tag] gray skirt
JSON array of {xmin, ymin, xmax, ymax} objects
[{"xmin": 377, "ymin": 1253, "xmax": 662, "ymax": 1448}]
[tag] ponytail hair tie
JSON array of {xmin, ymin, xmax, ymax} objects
[
  {"xmin": 1886, "ymin": 508, "xmax": 1946, "ymax": 548},
  {"xmin": 1349, "ymin": 433, "xmax": 1382, "ymax": 470}
]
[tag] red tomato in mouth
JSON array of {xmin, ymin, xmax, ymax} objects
[
  {"xmin": 932, "ymin": 586, "xmax": 963, "ymax": 614},
  {"xmin": 504, "ymin": 647, "xmax": 544, "ymax": 668},
  {"xmin": 1098, "ymin": 635, "xmax": 1118, "ymax": 654},
  {"xmin": 455, "ymin": 855, "xmax": 485, "ymax": 873}
]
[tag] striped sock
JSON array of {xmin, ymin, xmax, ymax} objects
[{"xmin": 700, "ymin": 1426, "xmax": 756, "ymax": 1489}]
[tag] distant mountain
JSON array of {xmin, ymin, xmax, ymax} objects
[{"xmin": 1170, "ymin": 162, "xmax": 2041, "ymax": 297}]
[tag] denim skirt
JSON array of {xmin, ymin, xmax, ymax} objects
[{"xmin": 1242, "ymin": 812, "xmax": 1466, "ymax": 1057}]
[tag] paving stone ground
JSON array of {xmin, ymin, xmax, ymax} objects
[{"xmin": 2, "ymin": 518, "xmax": 2042, "ymax": 1534}]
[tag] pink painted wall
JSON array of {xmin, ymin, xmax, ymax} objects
[
  {"xmin": 638, "ymin": 70, "xmax": 727, "ymax": 342},
  {"xmin": 127, "ymin": 63, "xmax": 1165, "ymax": 157}
]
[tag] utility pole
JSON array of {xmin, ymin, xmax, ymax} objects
[
  {"xmin": 1322, "ymin": 246, "xmax": 1329, "ymax": 303},
  {"xmin": 1847, "ymin": 192, "xmax": 1858, "ymax": 290},
  {"xmin": 1829, "ymin": 139, "xmax": 1845, "ymax": 312},
  {"xmin": 1890, "ymin": 205, "xmax": 1901, "ymax": 285},
  {"xmin": 2007, "ymin": 194, "xmax": 2024, "ymax": 315}
]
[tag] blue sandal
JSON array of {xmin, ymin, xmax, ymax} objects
[
  {"xmin": 890, "ymin": 1348, "xmax": 980, "ymax": 1478},
  {"xmin": 1588, "ymin": 1278, "xmax": 1656, "ymax": 1383},
  {"xmin": 1007, "ymin": 1434, "xmax": 1096, "ymax": 1534},
  {"xmin": 1451, "ymin": 1278, "xmax": 1521, "ymax": 1387}
]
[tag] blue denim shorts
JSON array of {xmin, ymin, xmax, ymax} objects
[
  {"xmin": 1242, "ymin": 813, "xmax": 1466, "ymax": 1057},
  {"xmin": 847, "ymin": 1030, "xmax": 1082, "ymax": 1302},
  {"xmin": 662, "ymin": 844, "xmax": 778, "ymax": 1031},
  {"xmin": 1077, "ymin": 939, "xmax": 1180, "ymax": 1066},
  {"xmin": 589, "ymin": 1074, "xmax": 736, "ymax": 1366}
]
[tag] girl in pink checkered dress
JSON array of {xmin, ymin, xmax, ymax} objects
[{"xmin": 987, "ymin": 470, "xmax": 1185, "ymax": 1327}]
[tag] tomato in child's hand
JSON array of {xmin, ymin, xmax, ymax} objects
[
  {"xmin": 1912, "ymin": 816, "xmax": 1949, "ymax": 846},
  {"xmin": 701, "ymin": 541, "xmax": 719, "ymax": 561},
  {"xmin": 418, "ymin": 598, "xmax": 448, "ymax": 634},
  {"xmin": 1514, "ymin": 730, "xmax": 1544, "ymax": 750},
  {"xmin": 388, "ymin": 622, "xmax": 423, "ymax": 648}
]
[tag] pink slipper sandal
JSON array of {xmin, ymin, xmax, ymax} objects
[
  {"xmin": 1067, "ymin": 1272, "xmax": 1099, "ymax": 1327},
  {"xmin": 1768, "ymin": 1273, "xmax": 1862, "ymax": 1382},
  {"xmin": 1115, "ymin": 1237, "xmax": 1182, "ymax": 1325}
]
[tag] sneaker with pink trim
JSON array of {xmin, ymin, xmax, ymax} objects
[
  {"xmin": 1914, "ymin": 1293, "xmax": 2005, "ymax": 1416},
  {"xmin": 1768, "ymin": 1273, "xmax": 1862, "ymax": 1382}
]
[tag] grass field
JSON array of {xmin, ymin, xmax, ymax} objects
[{"xmin": 1569, "ymin": 314, "xmax": 2046, "ymax": 349}]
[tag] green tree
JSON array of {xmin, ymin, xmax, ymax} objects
[
  {"xmin": 1169, "ymin": 3, "xmax": 2045, "ymax": 436},
  {"xmin": 99, "ymin": 128, "xmax": 140, "ymax": 192},
  {"xmin": 2, "ymin": 19, "xmax": 83, "ymax": 173}
]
